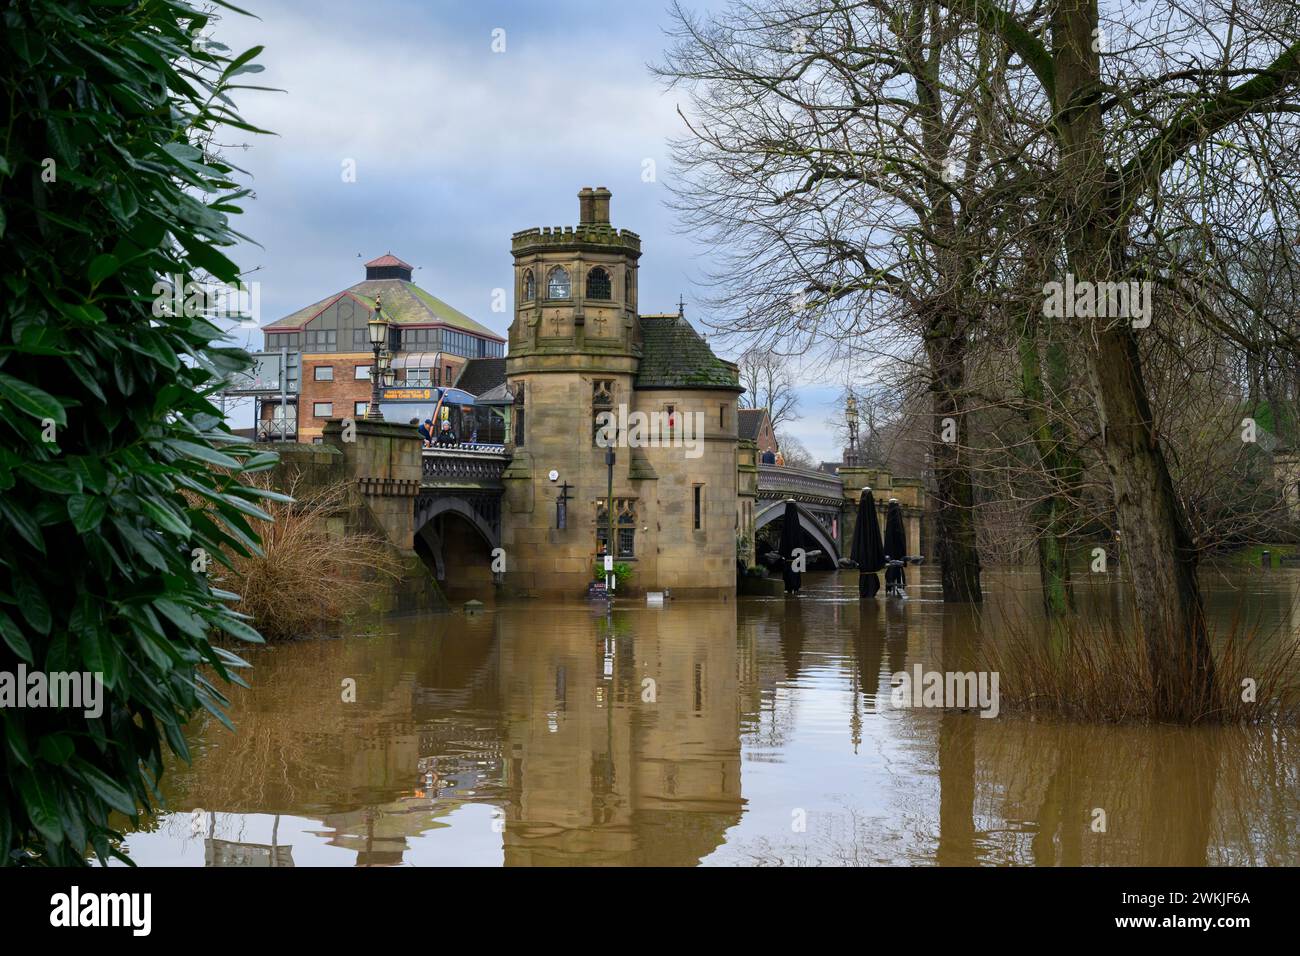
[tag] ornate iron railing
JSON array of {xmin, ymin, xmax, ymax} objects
[
  {"xmin": 421, "ymin": 447, "xmax": 510, "ymax": 483},
  {"xmin": 757, "ymin": 463, "xmax": 844, "ymax": 503}
]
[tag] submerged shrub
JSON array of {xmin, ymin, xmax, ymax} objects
[
  {"xmin": 221, "ymin": 478, "xmax": 403, "ymax": 641},
  {"xmin": 984, "ymin": 605, "xmax": 1300, "ymax": 725}
]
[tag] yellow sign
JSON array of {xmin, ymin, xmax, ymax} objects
[
  {"xmin": 381, "ymin": 387, "xmax": 434, "ymax": 401},
  {"xmin": 440, "ymin": 405, "xmax": 450, "ymax": 420}
]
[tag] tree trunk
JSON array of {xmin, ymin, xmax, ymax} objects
[
  {"xmin": 925, "ymin": 309, "xmax": 984, "ymax": 602},
  {"xmin": 1050, "ymin": 0, "xmax": 1215, "ymax": 719},
  {"xmin": 1018, "ymin": 309, "xmax": 1075, "ymax": 614}
]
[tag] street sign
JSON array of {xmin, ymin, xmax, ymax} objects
[
  {"xmin": 604, "ymin": 555, "xmax": 614, "ymax": 572},
  {"xmin": 223, "ymin": 351, "xmax": 300, "ymax": 395}
]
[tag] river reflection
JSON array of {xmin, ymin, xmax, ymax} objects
[{"xmin": 118, "ymin": 569, "xmax": 1300, "ymax": 866}]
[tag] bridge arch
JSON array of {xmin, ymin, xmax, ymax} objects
[
  {"xmin": 754, "ymin": 499, "xmax": 840, "ymax": 564},
  {"xmin": 414, "ymin": 494, "xmax": 501, "ymax": 586}
]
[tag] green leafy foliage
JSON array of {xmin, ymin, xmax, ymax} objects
[{"xmin": 0, "ymin": 0, "xmax": 272, "ymax": 865}]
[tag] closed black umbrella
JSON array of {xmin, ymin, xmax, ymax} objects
[
  {"xmin": 849, "ymin": 487, "xmax": 885, "ymax": 598},
  {"xmin": 778, "ymin": 499, "xmax": 802, "ymax": 594},
  {"xmin": 883, "ymin": 498, "xmax": 908, "ymax": 595}
]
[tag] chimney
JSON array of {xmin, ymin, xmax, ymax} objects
[
  {"xmin": 578, "ymin": 187, "xmax": 596, "ymax": 225},
  {"xmin": 592, "ymin": 186, "xmax": 611, "ymax": 225}
]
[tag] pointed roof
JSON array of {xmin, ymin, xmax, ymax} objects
[
  {"xmin": 365, "ymin": 252, "xmax": 414, "ymax": 270},
  {"xmin": 635, "ymin": 313, "xmax": 742, "ymax": 391},
  {"xmin": 263, "ymin": 274, "xmax": 504, "ymax": 342},
  {"xmin": 737, "ymin": 407, "xmax": 769, "ymax": 441}
]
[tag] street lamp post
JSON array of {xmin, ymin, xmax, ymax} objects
[
  {"xmin": 845, "ymin": 394, "xmax": 860, "ymax": 466},
  {"xmin": 605, "ymin": 446, "xmax": 615, "ymax": 595},
  {"xmin": 366, "ymin": 295, "xmax": 389, "ymax": 421}
]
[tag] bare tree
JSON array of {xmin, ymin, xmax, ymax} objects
[{"xmin": 736, "ymin": 347, "xmax": 801, "ymax": 431}]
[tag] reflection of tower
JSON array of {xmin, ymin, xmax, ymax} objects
[{"xmin": 497, "ymin": 604, "xmax": 744, "ymax": 865}]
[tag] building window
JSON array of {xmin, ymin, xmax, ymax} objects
[
  {"xmin": 586, "ymin": 267, "xmax": 612, "ymax": 300},
  {"xmin": 513, "ymin": 383, "xmax": 525, "ymax": 447},
  {"xmin": 720, "ymin": 405, "xmax": 726, "ymax": 429},
  {"xmin": 354, "ymin": 401, "xmax": 368, "ymax": 416},
  {"xmin": 407, "ymin": 367, "xmax": 431, "ymax": 386},
  {"xmin": 353, "ymin": 328, "xmax": 370, "ymax": 350},
  {"xmin": 523, "ymin": 270, "xmax": 535, "ymax": 301},
  {"xmin": 624, "ymin": 269, "xmax": 634, "ymax": 306},
  {"xmin": 693, "ymin": 484, "xmax": 704, "ymax": 530},
  {"xmin": 596, "ymin": 498, "xmax": 637, "ymax": 559},
  {"xmin": 546, "ymin": 266, "xmax": 571, "ymax": 299},
  {"xmin": 313, "ymin": 402, "xmax": 333, "ymax": 418},
  {"xmin": 355, "ymin": 365, "xmax": 371, "ymax": 380},
  {"xmin": 314, "ymin": 365, "xmax": 333, "ymax": 381},
  {"xmin": 304, "ymin": 329, "xmax": 337, "ymax": 351},
  {"xmin": 592, "ymin": 379, "xmax": 614, "ymax": 445}
]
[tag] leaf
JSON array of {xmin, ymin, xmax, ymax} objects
[
  {"xmin": 67, "ymin": 494, "xmax": 108, "ymax": 533},
  {"xmin": 0, "ymin": 373, "xmax": 66, "ymax": 426},
  {"xmin": 0, "ymin": 613, "xmax": 33, "ymax": 664},
  {"xmin": 15, "ymin": 769, "xmax": 64, "ymax": 845},
  {"xmin": 215, "ymin": 613, "xmax": 264, "ymax": 644},
  {"xmin": 167, "ymin": 438, "xmax": 242, "ymax": 470},
  {"xmin": 12, "ymin": 575, "xmax": 51, "ymax": 635},
  {"xmin": 39, "ymin": 735, "xmax": 75, "ymax": 765},
  {"xmin": 88, "ymin": 253, "xmax": 120, "ymax": 285},
  {"xmin": 69, "ymin": 759, "xmax": 138, "ymax": 817}
]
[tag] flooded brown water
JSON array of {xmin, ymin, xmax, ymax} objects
[{"xmin": 118, "ymin": 568, "xmax": 1300, "ymax": 866}]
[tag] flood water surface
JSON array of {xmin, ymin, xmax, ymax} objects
[{"xmin": 119, "ymin": 569, "xmax": 1300, "ymax": 866}]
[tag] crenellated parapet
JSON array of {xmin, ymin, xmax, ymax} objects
[{"xmin": 511, "ymin": 225, "xmax": 642, "ymax": 257}]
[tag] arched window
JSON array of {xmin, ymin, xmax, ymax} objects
[
  {"xmin": 624, "ymin": 268, "xmax": 634, "ymax": 306},
  {"xmin": 586, "ymin": 266, "xmax": 612, "ymax": 300},
  {"xmin": 523, "ymin": 270, "xmax": 535, "ymax": 301},
  {"xmin": 546, "ymin": 266, "xmax": 571, "ymax": 299}
]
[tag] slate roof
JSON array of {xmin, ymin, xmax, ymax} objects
[
  {"xmin": 738, "ymin": 407, "xmax": 768, "ymax": 441},
  {"xmin": 454, "ymin": 357, "xmax": 507, "ymax": 396},
  {"xmin": 635, "ymin": 314, "xmax": 742, "ymax": 391},
  {"xmin": 263, "ymin": 277, "xmax": 504, "ymax": 341}
]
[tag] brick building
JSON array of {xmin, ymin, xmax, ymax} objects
[{"xmin": 261, "ymin": 254, "xmax": 505, "ymax": 441}]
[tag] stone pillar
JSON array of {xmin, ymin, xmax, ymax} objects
[
  {"xmin": 737, "ymin": 439, "xmax": 759, "ymax": 566},
  {"xmin": 321, "ymin": 419, "xmax": 423, "ymax": 551},
  {"xmin": 837, "ymin": 466, "xmax": 892, "ymax": 555},
  {"xmin": 1273, "ymin": 447, "xmax": 1300, "ymax": 523}
]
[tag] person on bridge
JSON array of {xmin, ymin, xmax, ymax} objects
[
  {"xmin": 849, "ymin": 487, "xmax": 885, "ymax": 599},
  {"xmin": 775, "ymin": 450, "xmax": 786, "ymax": 466},
  {"xmin": 761, "ymin": 448, "xmax": 776, "ymax": 465},
  {"xmin": 883, "ymin": 498, "xmax": 908, "ymax": 597},
  {"xmin": 418, "ymin": 418, "xmax": 436, "ymax": 447},
  {"xmin": 435, "ymin": 419, "xmax": 459, "ymax": 446}
]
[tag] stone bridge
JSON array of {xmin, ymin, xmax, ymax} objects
[
  {"xmin": 750, "ymin": 459, "xmax": 927, "ymax": 568},
  {"xmin": 291, "ymin": 422, "xmax": 924, "ymax": 599}
]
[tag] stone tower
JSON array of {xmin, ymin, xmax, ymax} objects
[
  {"xmin": 501, "ymin": 188, "xmax": 743, "ymax": 598},
  {"xmin": 502, "ymin": 188, "xmax": 643, "ymax": 594}
]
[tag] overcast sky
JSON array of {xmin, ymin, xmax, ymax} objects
[{"xmin": 216, "ymin": 0, "xmax": 845, "ymax": 461}]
